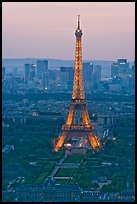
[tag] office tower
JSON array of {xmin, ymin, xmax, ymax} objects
[
  {"xmin": 111, "ymin": 62, "xmax": 119, "ymax": 78},
  {"xmin": 37, "ymin": 60, "xmax": 48, "ymax": 80},
  {"xmin": 29, "ymin": 64, "xmax": 36, "ymax": 81},
  {"xmin": 117, "ymin": 58, "xmax": 129, "ymax": 74},
  {"xmin": 24, "ymin": 64, "xmax": 36, "ymax": 83},
  {"xmin": 83, "ymin": 62, "xmax": 93, "ymax": 82},
  {"xmin": 92, "ymin": 65, "xmax": 101, "ymax": 88},
  {"xmin": 111, "ymin": 58, "xmax": 129, "ymax": 78},
  {"xmin": 24, "ymin": 64, "xmax": 30, "ymax": 83},
  {"xmin": 42, "ymin": 71, "xmax": 49, "ymax": 90},
  {"xmin": 60, "ymin": 67, "xmax": 74, "ymax": 90}
]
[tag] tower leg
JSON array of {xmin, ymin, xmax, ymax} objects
[
  {"xmin": 88, "ymin": 133, "xmax": 101, "ymax": 149},
  {"xmin": 81, "ymin": 108, "xmax": 91, "ymax": 128},
  {"xmin": 54, "ymin": 133, "xmax": 66, "ymax": 152}
]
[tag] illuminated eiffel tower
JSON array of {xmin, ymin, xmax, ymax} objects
[{"xmin": 54, "ymin": 15, "xmax": 101, "ymax": 152}]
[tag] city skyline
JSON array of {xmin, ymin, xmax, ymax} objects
[{"xmin": 2, "ymin": 2, "xmax": 135, "ymax": 60}]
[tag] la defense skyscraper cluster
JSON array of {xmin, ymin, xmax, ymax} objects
[{"xmin": 54, "ymin": 15, "xmax": 101, "ymax": 152}]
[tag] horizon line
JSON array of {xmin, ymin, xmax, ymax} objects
[{"xmin": 2, "ymin": 57, "xmax": 135, "ymax": 62}]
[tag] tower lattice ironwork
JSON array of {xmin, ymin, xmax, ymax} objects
[{"xmin": 54, "ymin": 15, "xmax": 101, "ymax": 152}]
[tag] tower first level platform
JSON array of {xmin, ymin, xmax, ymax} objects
[{"xmin": 63, "ymin": 100, "xmax": 94, "ymax": 131}]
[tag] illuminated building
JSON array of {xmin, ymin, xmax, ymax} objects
[{"xmin": 54, "ymin": 16, "xmax": 101, "ymax": 152}]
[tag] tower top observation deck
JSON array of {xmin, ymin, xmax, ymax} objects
[{"xmin": 75, "ymin": 15, "xmax": 82, "ymax": 38}]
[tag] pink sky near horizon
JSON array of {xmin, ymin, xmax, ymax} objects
[{"xmin": 2, "ymin": 2, "xmax": 135, "ymax": 60}]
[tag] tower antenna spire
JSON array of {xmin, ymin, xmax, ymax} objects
[{"xmin": 78, "ymin": 14, "xmax": 80, "ymax": 30}]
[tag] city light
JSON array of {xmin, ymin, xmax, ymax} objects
[{"xmin": 64, "ymin": 143, "xmax": 72, "ymax": 147}]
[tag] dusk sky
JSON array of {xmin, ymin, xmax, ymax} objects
[{"xmin": 2, "ymin": 2, "xmax": 135, "ymax": 60}]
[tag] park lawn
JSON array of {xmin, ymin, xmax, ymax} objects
[
  {"xmin": 55, "ymin": 168, "xmax": 76, "ymax": 177},
  {"xmin": 69, "ymin": 178, "xmax": 77, "ymax": 184},
  {"xmin": 34, "ymin": 171, "xmax": 49, "ymax": 183},
  {"xmin": 54, "ymin": 179, "xmax": 70, "ymax": 185},
  {"xmin": 63, "ymin": 154, "xmax": 82, "ymax": 163},
  {"xmin": 33, "ymin": 162, "xmax": 56, "ymax": 184}
]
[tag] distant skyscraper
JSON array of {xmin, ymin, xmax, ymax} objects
[
  {"xmin": 42, "ymin": 71, "xmax": 49, "ymax": 90},
  {"xmin": 37, "ymin": 60, "xmax": 48, "ymax": 80},
  {"xmin": 60, "ymin": 67, "xmax": 74, "ymax": 90},
  {"xmin": 111, "ymin": 62, "xmax": 119, "ymax": 78},
  {"xmin": 117, "ymin": 58, "xmax": 129, "ymax": 75},
  {"xmin": 48, "ymin": 70, "xmax": 56, "ymax": 81},
  {"xmin": 24, "ymin": 64, "xmax": 30, "ymax": 83},
  {"xmin": 60, "ymin": 69, "xmax": 69, "ymax": 84},
  {"xmin": 24, "ymin": 64, "xmax": 36, "ymax": 83},
  {"xmin": 111, "ymin": 58, "xmax": 129, "ymax": 78},
  {"xmin": 83, "ymin": 62, "xmax": 93, "ymax": 83},
  {"xmin": 30, "ymin": 64, "xmax": 36, "ymax": 81},
  {"xmin": 92, "ymin": 65, "xmax": 101, "ymax": 88}
]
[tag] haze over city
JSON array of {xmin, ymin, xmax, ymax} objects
[{"xmin": 2, "ymin": 2, "xmax": 135, "ymax": 60}]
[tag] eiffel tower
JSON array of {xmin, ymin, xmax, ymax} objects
[{"xmin": 54, "ymin": 15, "xmax": 101, "ymax": 152}]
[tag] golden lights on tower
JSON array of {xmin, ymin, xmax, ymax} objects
[
  {"xmin": 54, "ymin": 134, "xmax": 66, "ymax": 152},
  {"xmin": 54, "ymin": 15, "xmax": 101, "ymax": 152}
]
